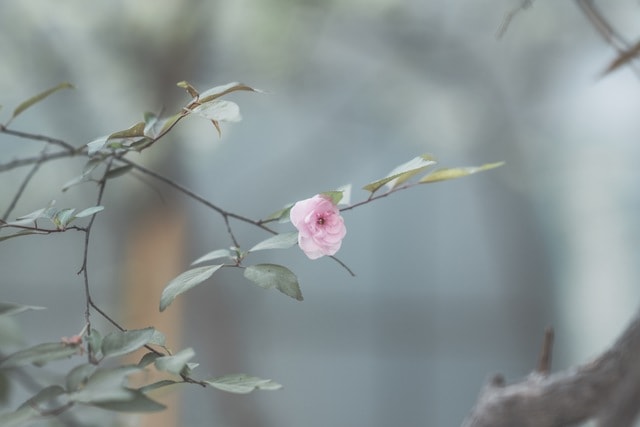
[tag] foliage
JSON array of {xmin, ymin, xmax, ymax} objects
[{"xmin": 0, "ymin": 81, "xmax": 502, "ymax": 425}]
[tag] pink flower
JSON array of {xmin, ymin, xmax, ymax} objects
[{"xmin": 290, "ymin": 195, "xmax": 346, "ymax": 259}]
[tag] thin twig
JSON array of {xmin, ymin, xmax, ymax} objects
[
  {"xmin": 536, "ymin": 327, "xmax": 554, "ymax": 375},
  {"xmin": 0, "ymin": 125, "xmax": 78, "ymax": 153},
  {"xmin": 2, "ymin": 146, "xmax": 48, "ymax": 221}
]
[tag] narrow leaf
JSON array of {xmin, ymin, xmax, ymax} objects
[
  {"xmin": 160, "ymin": 265, "xmax": 223, "ymax": 311},
  {"xmin": 90, "ymin": 390, "xmax": 166, "ymax": 412},
  {"xmin": 0, "ymin": 302, "xmax": 45, "ymax": 317},
  {"xmin": 177, "ymin": 80, "xmax": 200, "ymax": 98},
  {"xmin": 68, "ymin": 366, "xmax": 139, "ymax": 403},
  {"xmin": 86, "ymin": 329, "xmax": 102, "ymax": 356},
  {"xmin": 191, "ymin": 249, "xmax": 232, "ymax": 265},
  {"xmin": 205, "ymin": 374, "xmax": 282, "ymax": 394},
  {"xmin": 244, "ymin": 264, "xmax": 303, "ymax": 301},
  {"xmin": 11, "ymin": 82, "xmax": 74, "ymax": 122},
  {"xmin": 108, "ymin": 122, "xmax": 145, "ymax": 140},
  {"xmin": 86, "ymin": 136, "xmax": 109, "ymax": 156},
  {"xmin": 264, "ymin": 204, "xmax": 294, "ymax": 223},
  {"xmin": 249, "ymin": 232, "xmax": 298, "ymax": 252},
  {"xmin": 52, "ymin": 208, "xmax": 76, "ymax": 229},
  {"xmin": 75, "ymin": 206, "xmax": 104, "ymax": 218},
  {"xmin": 0, "ymin": 342, "xmax": 80, "ymax": 369},
  {"xmin": 363, "ymin": 154, "xmax": 437, "ymax": 193},
  {"xmin": 419, "ymin": 161, "xmax": 504, "ymax": 183},
  {"xmin": 154, "ymin": 348, "xmax": 195, "ymax": 375},
  {"xmin": 101, "ymin": 328, "xmax": 155, "ymax": 359},
  {"xmin": 105, "ymin": 165, "xmax": 133, "ymax": 179},
  {"xmin": 198, "ymin": 82, "xmax": 262, "ymax": 103},
  {"xmin": 139, "ymin": 380, "xmax": 179, "ymax": 393},
  {"xmin": 66, "ymin": 364, "xmax": 97, "ymax": 392}
]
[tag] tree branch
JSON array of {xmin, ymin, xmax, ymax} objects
[{"xmin": 462, "ymin": 306, "xmax": 640, "ymax": 427}]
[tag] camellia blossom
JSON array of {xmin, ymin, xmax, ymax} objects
[{"xmin": 290, "ymin": 194, "xmax": 346, "ymax": 260}]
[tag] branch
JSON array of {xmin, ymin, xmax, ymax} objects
[{"xmin": 462, "ymin": 305, "xmax": 640, "ymax": 427}]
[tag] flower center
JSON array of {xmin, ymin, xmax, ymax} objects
[{"xmin": 316, "ymin": 216, "xmax": 325, "ymax": 225}]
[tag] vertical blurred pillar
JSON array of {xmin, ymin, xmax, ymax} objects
[{"xmin": 122, "ymin": 208, "xmax": 186, "ymax": 427}]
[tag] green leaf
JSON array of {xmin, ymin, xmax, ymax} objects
[
  {"xmin": 0, "ymin": 406, "xmax": 37, "ymax": 427},
  {"xmin": 319, "ymin": 191, "xmax": 343, "ymax": 206},
  {"xmin": 0, "ymin": 342, "xmax": 80, "ymax": 369},
  {"xmin": 177, "ymin": 80, "xmax": 200, "ymax": 98},
  {"xmin": 249, "ymin": 232, "xmax": 298, "ymax": 252},
  {"xmin": 86, "ymin": 329, "xmax": 102, "ymax": 356},
  {"xmin": 189, "ymin": 100, "xmax": 242, "ymax": 122},
  {"xmin": 62, "ymin": 159, "xmax": 102, "ymax": 191},
  {"xmin": 7, "ymin": 201, "xmax": 56, "ymax": 226},
  {"xmin": 149, "ymin": 329, "xmax": 166, "ymax": 347},
  {"xmin": 205, "ymin": 374, "xmax": 282, "ymax": 394},
  {"xmin": 138, "ymin": 352, "xmax": 160, "ymax": 368},
  {"xmin": 10, "ymin": 82, "xmax": 74, "ymax": 123},
  {"xmin": 160, "ymin": 265, "xmax": 224, "ymax": 311},
  {"xmin": 108, "ymin": 122, "xmax": 145, "ymax": 140},
  {"xmin": 198, "ymin": 82, "xmax": 262, "ymax": 103},
  {"xmin": 139, "ymin": 380, "xmax": 179, "ymax": 393},
  {"xmin": 244, "ymin": 264, "xmax": 303, "ymax": 301},
  {"xmin": 191, "ymin": 249, "xmax": 232, "ymax": 266},
  {"xmin": 86, "ymin": 136, "xmax": 109, "ymax": 156},
  {"xmin": 0, "ymin": 302, "xmax": 45, "ymax": 317},
  {"xmin": 90, "ymin": 390, "xmax": 166, "ymax": 412},
  {"xmin": 419, "ymin": 161, "xmax": 505, "ymax": 183},
  {"xmin": 264, "ymin": 204, "xmax": 294, "ymax": 223},
  {"xmin": 65, "ymin": 363, "xmax": 97, "ymax": 392},
  {"xmin": 68, "ymin": 366, "xmax": 140, "ymax": 403},
  {"xmin": 101, "ymin": 328, "xmax": 155, "ymax": 359},
  {"xmin": 105, "ymin": 165, "xmax": 133, "ymax": 180},
  {"xmin": 363, "ymin": 154, "xmax": 437, "ymax": 193},
  {"xmin": 154, "ymin": 348, "xmax": 195, "ymax": 375},
  {"xmin": 52, "ymin": 208, "xmax": 76, "ymax": 229},
  {"xmin": 74, "ymin": 205, "xmax": 104, "ymax": 218}
]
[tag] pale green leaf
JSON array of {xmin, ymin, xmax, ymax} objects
[
  {"xmin": 139, "ymin": 380, "xmax": 179, "ymax": 393},
  {"xmin": 138, "ymin": 352, "xmax": 160, "ymax": 368},
  {"xmin": 0, "ymin": 302, "xmax": 45, "ymax": 317},
  {"xmin": 101, "ymin": 328, "xmax": 155, "ymax": 359},
  {"xmin": 177, "ymin": 80, "xmax": 199, "ymax": 98},
  {"xmin": 154, "ymin": 348, "xmax": 195, "ymax": 375},
  {"xmin": 189, "ymin": 100, "xmax": 241, "ymax": 122},
  {"xmin": 419, "ymin": 161, "xmax": 505, "ymax": 183},
  {"xmin": 198, "ymin": 82, "xmax": 262, "ymax": 103},
  {"xmin": 205, "ymin": 374, "xmax": 282, "ymax": 394},
  {"xmin": 74, "ymin": 205, "xmax": 104, "ymax": 218},
  {"xmin": 105, "ymin": 165, "xmax": 133, "ymax": 179},
  {"xmin": 65, "ymin": 363, "xmax": 96, "ymax": 392},
  {"xmin": 363, "ymin": 154, "xmax": 437, "ymax": 193},
  {"xmin": 52, "ymin": 208, "xmax": 76, "ymax": 229},
  {"xmin": 249, "ymin": 232, "xmax": 298, "ymax": 252},
  {"xmin": 86, "ymin": 329, "xmax": 102, "ymax": 356},
  {"xmin": 264, "ymin": 204, "xmax": 294, "ymax": 223},
  {"xmin": 86, "ymin": 136, "xmax": 109, "ymax": 156},
  {"xmin": 0, "ymin": 406, "xmax": 37, "ymax": 427},
  {"xmin": 244, "ymin": 264, "xmax": 303, "ymax": 301},
  {"xmin": 160, "ymin": 265, "xmax": 224, "ymax": 311},
  {"xmin": 320, "ymin": 191, "xmax": 343, "ymax": 206},
  {"xmin": 11, "ymin": 82, "xmax": 74, "ymax": 122},
  {"xmin": 90, "ymin": 390, "xmax": 166, "ymax": 412},
  {"xmin": 0, "ymin": 342, "xmax": 80, "ymax": 369},
  {"xmin": 68, "ymin": 366, "xmax": 139, "ymax": 403},
  {"xmin": 191, "ymin": 249, "xmax": 232, "ymax": 266}
]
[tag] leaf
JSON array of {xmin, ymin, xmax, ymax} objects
[
  {"xmin": 191, "ymin": 249, "xmax": 232, "ymax": 266},
  {"xmin": 68, "ymin": 366, "xmax": 140, "ymax": 403},
  {"xmin": 244, "ymin": 264, "xmax": 303, "ymax": 301},
  {"xmin": 363, "ymin": 154, "xmax": 437, "ymax": 193},
  {"xmin": 0, "ymin": 302, "xmax": 45, "ymax": 317},
  {"xmin": 62, "ymin": 159, "xmax": 102, "ymax": 191},
  {"xmin": 139, "ymin": 380, "xmax": 179, "ymax": 393},
  {"xmin": 86, "ymin": 136, "xmax": 109, "ymax": 156},
  {"xmin": 74, "ymin": 205, "xmax": 104, "ymax": 218},
  {"xmin": 65, "ymin": 363, "xmax": 97, "ymax": 392},
  {"xmin": 419, "ymin": 161, "xmax": 505, "ymax": 184},
  {"xmin": 160, "ymin": 265, "xmax": 224, "ymax": 311},
  {"xmin": 264, "ymin": 203, "xmax": 294, "ymax": 223},
  {"xmin": 0, "ymin": 342, "xmax": 80, "ymax": 369},
  {"xmin": 7, "ymin": 201, "xmax": 56, "ymax": 226},
  {"xmin": 149, "ymin": 329, "xmax": 166, "ymax": 347},
  {"xmin": 10, "ymin": 82, "xmax": 74, "ymax": 123},
  {"xmin": 320, "ymin": 191, "xmax": 344, "ymax": 206},
  {"xmin": 154, "ymin": 348, "xmax": 195, "ymax": 375},
  {"xmin": 101, "ymin": 328, "xmax": 156, "ymax": 359},
  {"xmin": 177, "ymin": 80, "xmax": 200, "ymax": 98},
  {"xmin": 249, "ymin": 232, "xmax": 298, "ymax": 252},
  {"xmin": 189, "ymin": 100, "xmax": 242, "ymax": 122},
  {"xmin": 205, "ymin": 374, "xmax": 282, "ymax": 394},
  {"xmin": 108, "ymin": 122, "xmax": 146, "ymax": 140},
  {"xmin": 0, "ymin": 406, "xmax": 37, "ymax": 427},
  {"xmin": 52, "ymin": 208, "xmax": 76, "ymax": 229},
  {"xmin": 86, "ymin": 329, "xmax": 102, "ymax": 356},
  {"xmin": 90, "ymin": 390, "xmax": 166, "ymax": 412},
  {"xmin": 105, "ymin": 165, "xmax": 133, "ymax": 180},
  {"xmin": 138, "ymin": 352, "xmax": 160, "ymax": 368},
  {"xmin": 198, "ymin": 82, "xmax": 262, "ymax": 103}
]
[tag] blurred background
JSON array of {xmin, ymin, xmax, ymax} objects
[{"xmin": 2, "ymin": 0, "xmax": 640, "ymax": 426}]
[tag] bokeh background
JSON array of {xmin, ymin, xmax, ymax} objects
[{"xmin": 2, "ymin": 1, "xmax": 640, "ymax": 426}]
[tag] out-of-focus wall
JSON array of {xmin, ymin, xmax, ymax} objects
[{"xmin": 2, "ymin": 1, "xmax": 640, "ymax": 425}]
